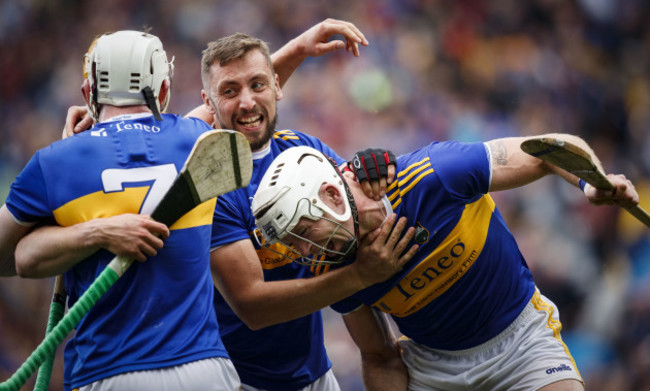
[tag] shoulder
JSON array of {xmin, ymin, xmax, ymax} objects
[
  {"xmin": 272, "ymin": 129, "xmax": 343, "ymax": 162},
  {"xmin": 272, "ymin": 129, "xmax": 311, "ymax": 145},
  {"xmin": 397, "ymin": 141, "xmax": 487, "ymax": 169},
  {"xmin": 163, "ymin": 114, "xmax": 212, "ymax": 132}
]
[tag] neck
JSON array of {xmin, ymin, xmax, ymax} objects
[{"xmin": 99, "ymin": 105, "xmax": 152, "ymax": 122}]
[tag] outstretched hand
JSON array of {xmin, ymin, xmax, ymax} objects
[
  {"xmin": 294, "ymin": 18, "xmax": 369, "ymax": 58},
  {"xmin": 62, "ymin": 105, "xmax": 93, "ymax": 139},
  {"xmin": 584, "ymin": 173, "xmax": 639, "ymax": 209},
  {"xmin": 353, "ymin": 214, "xmax": 418, "ymax": 287}
]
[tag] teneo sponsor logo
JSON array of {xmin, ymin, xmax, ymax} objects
[
  {"xmin": 545, "ymin": 364, "xmax": 572, "ymax": 375},
  {"xmin": 395, "ymin": 239, "xmax": 468, "ymax": 301},
  {"xmin": 114, "ymin": 121, "xmax": 161, "ymax": 133}
]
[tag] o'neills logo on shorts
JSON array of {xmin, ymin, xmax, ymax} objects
[{"xmin": 545, "ymin": 364, "xmax": 572, "ymax": 375}]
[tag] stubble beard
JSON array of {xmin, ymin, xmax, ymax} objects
[
  {"xmin": 249, "ymin": 113, "xmax": 277, "ymax": 152},
  {"xmin": 218, "ymin": 110, "xmax": 277, "ymax": 152}
]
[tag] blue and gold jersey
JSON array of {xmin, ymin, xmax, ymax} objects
[
  {"xmin": 331, "ymin": 140, "xmax": 535, "ymax": 350},
  {"xmin": 5, "ymin": 114, "xmax": 228, "ymax": 391},
  {"xmin": 210, "ymin": 129, "xmax": 344, "ymax": 390}
]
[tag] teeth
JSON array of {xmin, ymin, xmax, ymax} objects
[{"xmin": 239, "ymin": 115, "xmax": 262, "ymax": 127}]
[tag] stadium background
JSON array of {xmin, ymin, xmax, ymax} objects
[{"xmin": 1, "ymin": 1, "xmax": 649, "ymax": 390}]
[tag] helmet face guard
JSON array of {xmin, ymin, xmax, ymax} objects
[
  {"xmin": 252, "ymin": 146, "xmax": 360, "ymax": 266},
  {"xmin": 257, "ymin": 199, "xmax": 358, "ymax": 266},
  {"xmin": 85, "ymin": 30, "xmax": 174, "ymax": 121}
]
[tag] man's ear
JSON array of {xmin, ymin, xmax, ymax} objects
[
  {"xmin": 320, "ymin": 183, "xmax": 345, "ymax": 214},
  {"xmin": 274, "ymin": 74, "xmax": 283, "ymax": 101},
  {"xmin": 201, "ymin": 90, "xmax": 216, "ymax": 114},
  {"xmin": 81, "ymin": 79, "xmax": 91, "ymax": 106}
]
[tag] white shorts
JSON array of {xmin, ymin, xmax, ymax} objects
[
  {"xmin": 399, "ymin": 290, "xmax": 584, "ymax": 391},
  {"xmin": 239, "ymin": 369, "xmax": 340, "ymax": 391},
  {"xmin": 76, "ymin": 357, "xmax": 240, "ymax": 391}
]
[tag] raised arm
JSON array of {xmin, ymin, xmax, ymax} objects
[
  {"xmin": 342, "ymin": 305, "xmax": 408, "ymax": 391},
  {"xmin": 186, "ymin": 19, "xmax": 368, "ymax": 123},
  {"xmin": 486, "ymin": 133, "xmax": 639, "ymax": 209},
  {"xmin": 271, "ymin": 18, "xmax": 368, "ymax": 88}
]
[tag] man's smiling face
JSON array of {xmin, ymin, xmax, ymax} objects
[{"xmin": 207, "ymin": 49, "xmax": 282, "ymax": 151}]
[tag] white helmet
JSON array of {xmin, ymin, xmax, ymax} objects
[
  {"xmin": 85, "ymin": 30, "xmax": 173, "ymax": 121},
  {"xmin": 252, "ymin": 146, "xmax": 359, "ymax": 265}
]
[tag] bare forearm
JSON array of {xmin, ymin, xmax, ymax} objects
[
  {"xmin": 362, "ymin": 353, "xmax": 409, "ymax": 391},
  {"xmin": 15, "ymin": 224, "xmax": 99, "ymax": 278},
  {"xmin": 220, "ymin": 264, "xmax": 368, "ymax": 329},
  {"xmin": 488, "ymin": 133, "xmax": 597, "ymax": 192},
  {"xmin": 271, "ymin": 38, "xmax": 306, "ymax": 88},
  {"xmin": 343, "ymin": 307, "xmax": 409, "ymax": 391}
]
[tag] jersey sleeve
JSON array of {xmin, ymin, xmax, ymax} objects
[
  {"xmin": 330, "ymin": 296, "xmax": 365, "ymax": 315},
  {"xmin": 5, "ymin": 151, "xmax": 53, "ymax": 224},
  {"xmin": 429, "ymin": 141, "xmax": 491, "ymax": 200},
  {"xmin": 210, "ymin": 192, "xmax": 252, "ymax": 249},
  {"xmin": 185, "ymin": 116, "xmax": 214, "ymax": 132}
]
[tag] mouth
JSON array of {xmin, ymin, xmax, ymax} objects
[{"xmin": 236, "ymin": 113, "xmax": 263, "ymax": 130}]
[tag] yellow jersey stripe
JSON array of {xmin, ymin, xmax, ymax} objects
[
  {"xmin": 387, "ymin": 157, "xmax": 431, "ymax": 193},
  {"xmin": 388, "ymin": 163, "xmax": 431, "ymax": 202},
  {"xmin": 390, "ymin": 168, "xmax": 434, "ymax": 210},
  {"xmin": 52, "ymin": 188, "xmax": 216, "ymax": 229},
  {"xmin": 372, "ymin": 195, "xmax": 495, "ymax": 317},
  {"xmin": 397, "ymin": 157, "xmax": 431, "ymax": 178},
  {"xmin": 273, "ymin": 130, "xmax": 299, "ymax": 141}
]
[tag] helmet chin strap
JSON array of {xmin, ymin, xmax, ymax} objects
[
  {"xmin": 329, "ymin": 156, "xmax": 360, "ymax": 260},
  {"xmin": 142, "ymin": 86, "xmax": 162, "ymax": 120}
]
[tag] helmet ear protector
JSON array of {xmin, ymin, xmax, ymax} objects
[
  {"xmin": 84, "ymin": 30, "xmax": 174, "ymax": 121},
  {"xmin": 252, "ymin": 146, "xmax": 359, "ymax": 265}
]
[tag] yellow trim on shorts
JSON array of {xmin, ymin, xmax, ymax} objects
[{"xmin": 530, "ymin": 290, "xmax": 583, "ymax": 380}]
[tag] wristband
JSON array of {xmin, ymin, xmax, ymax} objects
[{"xmin": 578, "ymin": 179, "xmax": 591, "ymax": 195}]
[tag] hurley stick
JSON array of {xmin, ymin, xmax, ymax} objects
[
  {"xmin": 521, "ymin": 137, "xmax": 650, "ymax": 228},
  {"xmin": 33, "ymin": 275, "xmax": 66, "ymax": 391}
]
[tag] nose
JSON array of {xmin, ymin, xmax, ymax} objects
[
  {"xmin": 293, "ymin": 239, "xmax": 312, "ymax": 256},
  {"xmin": 238, "ymin": 88, "xmax": 256, "ymax": 111}
]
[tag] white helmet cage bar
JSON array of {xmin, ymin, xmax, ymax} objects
[
  {"xmin": 252, "ymin": 146, "xmax": 359, "ymax": 265},
  {"xmin": 85, "ymin": 30, "xmax": 174, "ymax": 121}
]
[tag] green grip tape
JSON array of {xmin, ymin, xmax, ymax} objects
[
  {"xmin": 0, "ymin": 267, "xmax": 120, "ymax": 391},
  {"xmin": 33, "ymin": 300, "xmax": 65, "ymax": 391}
]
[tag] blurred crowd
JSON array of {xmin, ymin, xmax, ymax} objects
[{"xmin": 1, "ymin": 0, "xmax": 649, "ymax": 390}]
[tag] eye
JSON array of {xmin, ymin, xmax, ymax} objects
[{"xmin": 252, "ymin": 81, "xmax": 265, "ymax": 91}]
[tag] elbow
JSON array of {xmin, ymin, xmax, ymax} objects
[
  {"xmin": 14, "ymin": 246, "xmax": 40, "ymax": 278},
  {"xmin": 14, "ymin": 257, "xmax": 34, "ymax": 278},
  {"xmin": 232, "ymin": 306, "xmax": 272, "ymax": 330},
  {"xmin": 226, "ymin": 298, "xmax": 278, "ymax": 330}
]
